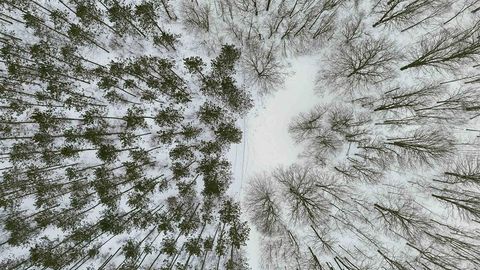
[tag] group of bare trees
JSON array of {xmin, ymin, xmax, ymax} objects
[
  {"xmin": 372, "ymin": 0, "xmax": 451, "ymax": 30},
  {"xmin": 180, "ymin": 0, "xmax": 349, "ymax": 94},
  {"xmin": 245, "ymin": 165, "xmax": 345, "ymax": 269},
  {"xmin": 245, "ymin": 0, "xmax": 480, "ymax": 269}
]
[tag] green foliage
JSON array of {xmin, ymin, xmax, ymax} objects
[
  {"xmin": 123, "ymin": 107, "xmax": 147, "ymax": 129},
  {"xmin": 199, "ymin": 158, "xmax": 231, "ymax": 197},
  {"xmin": 170, "ymin": 144, "xmax": 194, "ymax": 161},
  {"xmin": 32, "ymin": 132, "xmax": 54, "ymax": 146},
  {"xmin": 9, "ymin": 142, "xmax": 34, "ymax": 162},
  {"xmin": 185, "ymin": 238, "xmax": 202, "ymax": 255},
  {"xmin": 60, "ymin": 145, "xmax": 79, "ymax": 158},
  {"xmin": 0, "ymin": 5, "xmax": 251, "ymax": 269},
  {"xmin": 184, "ymin": 56, "xmax": 205, "ymax": 74},
  {"xmin": 96, "ymin": 144, "xmax": 118, "ymax": 162},
  {"xmin": 123, "ymin": 239, "xmax": 140, "ymax": 259},
  {"xmin": 198, "ymin": 102, "xmax": 224, "ymax": 125},
  {"xmin": 229, "ymin": 221, "xmax": 250, "ymax": 248},
  {"xmin": 211, "ymin": 45, "xmax": 241, "ymax": 77},
  {"xmin": 30, "ymin": 43, "xmax": 49, "ymax": 60},
  {"xmin": 153, "ymin": 32, "xmax": 179, "ymax": 50},
  {"xmin": 83, "ymin": 127, "xmax": 105, "ymax": 145},
  {"xmin": 161, "ymin": 236, "xmax": 177, "ymax": 256},
  {"xmin": 154, "ymin": 107, "xmax": 183, "ymax": 126},
  {"xmin": 5, "ymin": 214, "xmax": 33, "ymax": 246},
  {"xmin": 30, "ymin": 241, "xmax": 65, "ymax": 269},
  {"xmin": 31, "ymin": 110, "xmax": 58, "ymax": 131},
  {"xmin": 134, "ymin": 1, "xmax": 159, "ymax": 31},
  {"xmin": 99, "ymin": 210, "xmax": 124, "ymax": 234},
  {"xmin": 215, "ymin": 122, "xmax": 242, "ymax": 143},
  {"xmin": 75, "ymin": 1, "xmax": 101, "ymax": 26},
  {"xmin": 50, "ymin": 10, "xmax": 68, "ymax": 29},
  {"xmin": 98, "ymin": 76, "xmax": 118, "ymax": 90}
]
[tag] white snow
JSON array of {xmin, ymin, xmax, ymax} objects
[{"xmin": 228, "ymin": 55, "xmax": 322, "ymax": 269}]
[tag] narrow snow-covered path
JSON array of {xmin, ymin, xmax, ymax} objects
[{"xmin": 228, "ymin": 55, "xmax": 322, "ymax": 269}]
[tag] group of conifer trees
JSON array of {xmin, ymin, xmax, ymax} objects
[{"xmin": 1, "ymin": 0, "xmax": 251, "ymax": 269}]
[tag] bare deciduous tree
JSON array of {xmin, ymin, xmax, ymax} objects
[
  {"xmin": 372, "ymin": 0, "xmax": 451, "ymax": 31},
  {"xmin": 339, "ymin": 14, "xmax": 364, "ymax": 44},
  {"xmin": 305, "ymin": 225, "xmax": 336, "ymax": 255},
  {"xmin": 428, "ymin": 87, "xmax": 480, "ymax": 116},
  {"xmin": 259, "ymin": 232, "xmax": 304, "ymax": 270},
  {"xmin": 401, "ymin": 22, "xmax": 480, "ymax": 71},
  {"xmin": 299, "ymin": 128, "xmax": 343, "ymax": 166},
  {"xmin": 334, "ymin": 157, "xmax": 383, "ymax": 183},
  {"xmin": 289, "ymin": 106, "xmax": 343, "ymax": 165},
  {"xmin": 357, "ymin": 139, "xmax": 398, "ymax": 168},
  {"xmin": 326, "ymin": 105, "xmax": 371, "ymax": 143},
  {"xmin": 289, "ymin": 104, "xmax": 372, "ymax": 166},
  {"xmin": 242, "ymin": 41, "xmax": 287, "ymax": 95},
  {"xmin": 377, "ymin": 249, "xmax": 410, "ymax": 270},
  {"xmin": 181, "ymin": 0, "xmax": 212, "ymax": 32},
  {"xmin": 289, "ymin": 105, "xmax": 328, "ymax": 143},
  {"xmin": 432, "ymin": 187, "xmax": 480, "ymax": 219},
  {"xmin": 424, "ymin": 230, "xmax": 480, "ymax": 268},
  {"xmin": 273, "ymin": 164, "xmax": 330, "ymax": 225},
  {"xmin": 407, "ymin": 242, "xmax": 467, "ymax": 270},
  {"xmin": 318, "ymin": 37, "xmax": 398, "ymax": 92},
  {"xmin": 385, "ymin": 127, "xmax": 456, "ymax": 167},
  {"xmin": 441, "ymin": 156, "xmax": 480, "ymax": 185},
  {"xmin": 373, "ymin": 198, "xmax": 431, "ymax": 240},
  {"xmin": 372, "ymin": 83, "xmax": 445, "ymax": 114},
  {"xmin": 244, "ymin": 173, "xmax": 284, "ymax": 236}
]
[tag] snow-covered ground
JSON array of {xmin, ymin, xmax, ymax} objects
[{"xmin": 228, "ymin": 55, "xmax": 322, "ymax": 268}]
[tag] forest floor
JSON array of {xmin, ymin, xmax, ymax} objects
[{"xmin": 228, "ymin": 55, "xmax": 322, "ymax": 268}]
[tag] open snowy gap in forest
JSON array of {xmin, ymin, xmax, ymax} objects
[{"xmin": 228, "ymin": 55, "xmax": 322, "ymax": 268}]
